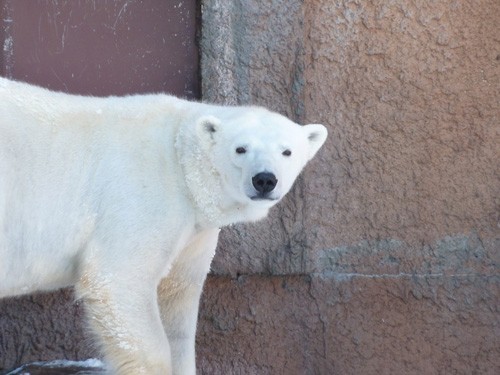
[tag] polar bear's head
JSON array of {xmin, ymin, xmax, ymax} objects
[{"xmin": 194, "ymin": 108, "xmax": 327, "ymax": 217}]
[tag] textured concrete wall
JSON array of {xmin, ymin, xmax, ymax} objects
[
  {"xmin": 199, "ymin": 0, "xmax": 499, "ymax": 373},
  {"xmin": 0, "ymin": 290, "xmax": 90, "ymax": 370}
]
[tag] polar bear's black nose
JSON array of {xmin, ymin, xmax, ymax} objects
[{"xmin": 252, "ymin": 172, "xmax": 277, "ymax": 194}]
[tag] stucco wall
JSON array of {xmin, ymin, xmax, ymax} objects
[{"xmin": 198, "ymin": 0, "xmax": 499, "ymax": 373}]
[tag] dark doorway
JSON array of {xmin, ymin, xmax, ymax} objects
[{"xmin": 0, "ymin": 0, "xmax": 199, "ymax": 98}]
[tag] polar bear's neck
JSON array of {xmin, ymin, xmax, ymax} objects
[{"xmin": 175, "ymin": 120, "xmax": 268, "ymax": 228}]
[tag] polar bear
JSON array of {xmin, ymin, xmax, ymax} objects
[{"xmin": 0, "ymin": 77, "xmax": 327, "ymax": 374}]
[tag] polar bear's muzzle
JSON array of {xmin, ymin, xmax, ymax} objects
[{"xmin": 251, "ymin": 172, "xmax": 278, "ymax": 200}]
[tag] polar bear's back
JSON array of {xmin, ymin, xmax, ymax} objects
[{"xmin": 0, "ymin": 77, "xmax": 190, "ymax": 130}]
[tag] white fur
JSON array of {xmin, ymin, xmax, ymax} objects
[{"xmin": 0, "ymin": 77, "xmax": 327, "ymax": 374}]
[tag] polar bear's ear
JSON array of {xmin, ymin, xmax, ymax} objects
[
  {"xmin": 303, "ymin": 124, "xmax": 328, "ymax": 160},
  {"xmin": 196, "ymin": 115, "xmax": 221, "ymax": 150}
]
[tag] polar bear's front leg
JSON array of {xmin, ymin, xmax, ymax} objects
[
  {"xmin": 158, "ymin": 228, "xmax": 220, "ymax": 375},
  {"xmin": 76, "ymin": 274, "xmax": 172, "ymax": 375}
]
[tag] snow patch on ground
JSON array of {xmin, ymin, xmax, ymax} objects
[{"xmin": 5, "ymin": 358, "xmax": 105, "ymax": 375}]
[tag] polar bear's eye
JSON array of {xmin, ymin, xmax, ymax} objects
[
  {"xmin": 236, "ymin": 147, "xmax": 247, "ymax": 154},
  {"xmin": 282, "ymin": 149, "xmax": 292, "ymax": 157}
]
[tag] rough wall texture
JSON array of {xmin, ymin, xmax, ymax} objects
[
  {"xmin": 197, "ymin": 274, "xmax": 499, "ymax": 375},
  {"xmin": 202, "ymin": 0, "xmax": 499, "ymax": 277},
  {"xmin": 199, "ymin": 0, "xmax": 499, "ymax": 374},
  {"xmin": 0, "ymin": 290, "xmax": 91, "ymax": 371}
]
